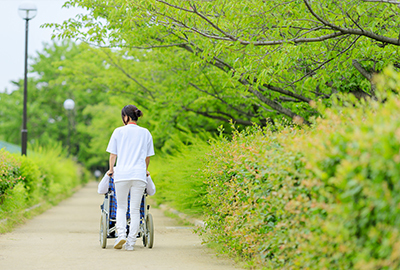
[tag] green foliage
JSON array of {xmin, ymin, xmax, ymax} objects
[
  {"xmin": 78, "ymin": 102, "xmax": 122, "ymax": 169},
  {"xmin": 29, "ymin": 143, "xmax": 84, "ymax": 202},
  {"xmin": 0, "ymin": 41, "xmax": 111, "ymax": 171},
  {"xmin": 199, "ymin": 126, "xmax": 308, "ymax": 268},
  {"xmin": 0, "ymin": 144, "xmax": 88, "ymax": 232},
  {"xmin": 0, "ymin": 182, "xmax": 28, "ymax": 222},
  {"xmin": 0, "ymin": 149, "xmax": 23, "ymax": 196},
  {"xmin": 19, "ymin": 157, "xmax": 41, "ymax": 205},
  {"xmin": 199, "ymin": 73, "xmax": 400, "ymax": 268},
  {"xmin": 288, "ymin": 98, "xmax": 400, "ymax": 269},
  {"xmin": 150, "ymin": 135, "xmax": 210, "ymax": 216},
  {"xmin": 0, "ymin": 40, "xmax": 225, "ymax": 171},
  {"xmin": 47, "ymin": 0, "xmax": 400, "ymax": 122}
]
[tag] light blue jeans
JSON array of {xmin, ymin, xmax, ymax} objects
[{"xmin": 115, "ymin": 180, "xmax": 146, "ymax": 245}]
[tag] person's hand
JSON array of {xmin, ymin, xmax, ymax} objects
[
  {"xmin": 146, "ymin": 170, "xmax": 150, "ymax": 177},
  {"xmin": 107, "ymin": 169, "xmax": 114, "ymax": 177}
]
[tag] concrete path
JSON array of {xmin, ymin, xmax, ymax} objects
[{"xmin": 0, "ymin": 181, "xmax": 241, "ymax": 270}]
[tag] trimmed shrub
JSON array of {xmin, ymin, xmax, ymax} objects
[
  {"xmin": 0, "ymin": 149, "xmax": 23, "ymax": 197},
  {"xmin": 289, "ymin": 97, "xmax": 400, "ymax": 269},
  {"xmin": 0, "ymin": 144, "xmax": 87, "ymax": 232},
  {"xmin": 199, "ymin": 127, "xmax": 308, "ymax": 268},
  {"xmin": 199, "ymin": 71, "xmax": 400, "ymax": 269}
]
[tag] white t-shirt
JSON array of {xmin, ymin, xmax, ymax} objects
[{"xmin": 106, "ymin": 124, "xmax": 155, "ymax": 183}]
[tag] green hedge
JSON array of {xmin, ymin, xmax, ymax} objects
[
  {"xmin": 290, "ymin": 97, "xmax": 400, "ymax": 269},
  {"xmin": 0, "ymin": 150, "xmax": 23, "ymax": 196},
  {"xmin": 199, "ymin": 73, "xmax": 400, "ymax": 268},
  {"xmin": 199, "ymin": 127, "xmax": 306, "ymax": 268},
  {"xmin": 0, "ymin": 144, "xmax": 88, "ymax": 232}
]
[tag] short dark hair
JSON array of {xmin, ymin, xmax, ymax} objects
[{"xmin": 121, "ymin": 105, "xmax": 143, "ymax": 125}]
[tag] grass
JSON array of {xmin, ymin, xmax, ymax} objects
[{"xmin": 149, "ymin": 137, "xmax": 210, "ymax": 217}]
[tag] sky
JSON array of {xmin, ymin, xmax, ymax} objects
[{"xmin": 0, "ymin": 0, "xmax": 85, "ymax": 93}]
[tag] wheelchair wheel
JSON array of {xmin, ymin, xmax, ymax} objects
[
  {"xmin": 100, "ymin": 212, "xmax": 107, "ymax": 248},
  {"xmin": 146, "ymin": 213, "xmax": 154, "ymax": 248},
  {"xmin": 142, "ymin": 234, "xmax": 147, "ymax": 247},
  {"xmin": 142, "ymin": 218, "xmax": 147, "ymax": 247}
]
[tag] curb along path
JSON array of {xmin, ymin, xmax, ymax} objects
[
  {"xmin": 159, "ymin": 204, "xmax": 205, "ymax": 227},
  {"xmin": 0, "ymin": 181, "xmax": 241, "ymax": 270}
]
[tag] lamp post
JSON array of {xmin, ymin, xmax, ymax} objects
[
  {"xmin": 63, "ymin": 99, "xmax": 75, "ymax": 156},
  {"xmin": 18, "ymin": 2, "xmax": 37, "ymax": 156},
  {"xmin": 94, "ymin": 170, "xmax": 102, "ymax": 180}
]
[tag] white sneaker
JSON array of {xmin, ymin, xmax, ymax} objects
[
  {"xmin": 114, "ymin": 236, "xmax": 126, "ymax": 249},
  {"xmin": 125, "ymin": 244, "xmax": 134, "ymax": 251}
]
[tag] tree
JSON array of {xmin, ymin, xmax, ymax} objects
[
  {"xmin": 0, "ymin": 40, "xmax": 226, "ymax": 170},
  {"xmin": 0, "ymin": 41, "xmax": 110, "ymax": 166},
  {"xmin": 47, "ymin": 0, "xmax": 400, "ymax": 124}
]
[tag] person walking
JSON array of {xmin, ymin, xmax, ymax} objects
[{"xmin": 106, "ymin": 104, "xmax": 155, "ymax": 251}]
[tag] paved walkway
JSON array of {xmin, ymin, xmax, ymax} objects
[{"xmin": 0, "ymin": 181, "xmax": 241, "ymax": 270}]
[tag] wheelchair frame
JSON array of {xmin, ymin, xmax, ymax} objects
[{"xmin": 99, "ymin": 180, "xmax": 154, "ymax": 249}]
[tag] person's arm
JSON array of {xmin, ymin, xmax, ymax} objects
[
  {"xmin": 146, "ymin": 156, "xmax": 150, "ymax": 176},
  {"xmin": 107, "ymin": 153, "xmax": 117, "ymax": 176}
]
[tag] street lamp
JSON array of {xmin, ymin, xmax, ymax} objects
[
  {"xmin": 63, "ymin": 99, "xmax": 75, "ymax": 155},
  {"xmin": 63, "ymin": 99, "xmax": 75, "ymax": 110},
  {"xmin": 94, "ymin": 170, "xmax": 102, "ymax": 180},
  {"xmin": 18, "ymin": 2, "xmax": 37, "ymax": 156}
]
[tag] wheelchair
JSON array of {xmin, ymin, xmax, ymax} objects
[{"xmin": 99, "ymin": 177, "xmax": 154, "ymax": 249}]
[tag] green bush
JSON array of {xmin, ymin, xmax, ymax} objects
[
  {"xmin": 30, "ymin": 144, "xmax": 81, "ymax": 202},
  {"xmin": 289, "ymin": 95, "xmax": 400, "ymax": 269},
  {"xmin": 199, "ymin": 126, "xmax": 308, "ymax": 268},
  {"xmin": 0, "ymin": 182, "xmax": 28, "ymax": 219},
  {"xmin": 150, "ymin": 136, "xmax": 210, "ymax": 216},
  {"xmin": 0, "ymin": 149, "xmax": 23, "ymax": 196},
  {"xmin": 19, "ymin": 158, "xmax": 41, "ymax": 205},
  {"xmin": 0, "ymin": 144, "xmax": 87, "ymax": 232},
  {"xmin": 199, "ymin": 69, "xmax": 400, "ymax": 269}
]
